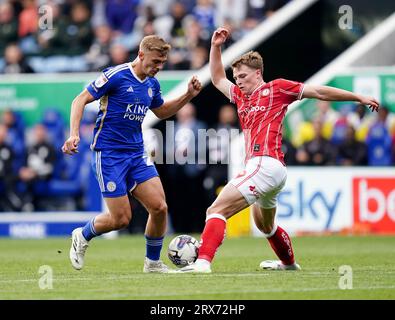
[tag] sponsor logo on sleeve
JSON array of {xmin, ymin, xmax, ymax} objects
[{"xmin": 94, "ymin": 74, "xmax": 109, "ymax": 88}]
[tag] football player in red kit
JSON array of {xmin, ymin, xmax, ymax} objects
[{"xmin": 179, "ymin": 27, "xmax": 379, "ymax": 273}]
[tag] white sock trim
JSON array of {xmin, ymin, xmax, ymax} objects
[
  {"xmin": 205, "ymin": 213, "xmax": 227, "ymax": 223},
  {"xmin": 262, "ymin": 224, "xmax": 278, "ymax": 238}
]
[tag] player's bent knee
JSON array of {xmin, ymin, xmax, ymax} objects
[{"xmin": 149, "ymin": 202, "xmax": 168, "ymax": 216}]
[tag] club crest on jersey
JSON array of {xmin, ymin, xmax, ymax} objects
[
  {"xmin": 262, "ymin": 89, "xmax": 270, "ymax": 96},
  {"xmin": 94, "ymin": 74, "xmax": 108, "ymax": 88},
  {"xmin": 148, "ymin": 87, "xmax": 153, "ymax": 98},
  {"xmin": 254, "ymin": 144, "xmax": 260, "ymax": 152},
  {"xmin": 106, "ymin": 181, "xmax": 116, "ymax": 192}
]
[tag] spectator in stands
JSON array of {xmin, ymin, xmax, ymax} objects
[
  {"xmin": 1, "ymin": 109, "xmax": 25, "ymax": 171},
  {"xmin": 1, "ymin": 109, "xmax": 25, "ymax": 145},
  {"xmin": 293, "ymin": 100, "xmax": 339, "ymax": 147},
  {"xmin": 192, "ymin": 0, "xmax": 216, "ymax": 37},
  {"xmin": 189, "ymin": 44, "xmax": 208, "ymax": 69},
  {"xmin": 215, "ymin": 0, "xmax": 247, "ymax": 29},
  {"xmin": 19, "ymin": 124, "xmax": 56, "ymax": 210},
  {"xmin": 204, "ymin": 104, "xmax": 239, "ymax": 203},
  {"xmin": 347, "ymin": 103, "xmax": 374, "ymax": 141},
  {"xmin": 331, "ymin": 103, "xmax": 354, "ymax": 146},
  {"xmin": 105, "ymin": 0, "xmax": 140, "ymax": 35},
  {"xmin": 36, "ymin": 1, "xmax": 66, "ymax": 56},
  {"xmin": 18, "ymin": 0, "xmax": 38, "ymax": 38},
  {"xmin": 108, "ymin": 43, "xmax": 130, "ymax": 66},
  {"xmin": 63, "ymin": 2, "xmax": 94, "ymax": 56},
  {"xmin": 0, "ymin": 124, "xmax": 22, "ymax": 211},
  {"xmin": 296, "ymin": 118, "xmax": 336, "ymax": 166},
  {"xmin": 141, "ymin": 0, "xmax": 174, "ymax": 18},
  {"xmin": 336, "ymin": 124, "xmax": 367, "ymax": 166},
  {"xmin": 1, "ymin": 43, "xmax": 34, "ymax": 74},
  {"xmin": 365, "ymin": 106, "xmax": 393, "ymax": 166},
  {"xmin": 85, "ymin": 24, "xmax": 113, "ymax": 71},
  {"xmin": 169, "ymin": 1, "xmax": 188, "ymax": 39},
  {"xmin": 315, "ymin": 100, "xmax": 339, "ymax": 139},
  {"xmin": 377, "ymin": 105, "xmax": 395, "ymax": 134},
  {"xmin": 0, "ymin": 2, "xmax": 18, "ymax": 55},
  {"xmin": 163, "ymin": 2, "xmax": 195, "ymax": 70}
]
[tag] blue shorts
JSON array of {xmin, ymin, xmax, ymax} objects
[{"xmin": 91, "ymin": 150, "xmax": 158, "ymax": 198}]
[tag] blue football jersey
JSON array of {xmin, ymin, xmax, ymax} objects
[{"xmin": 86, "ymin": 63, "xmax": 164, "ymax": 152}]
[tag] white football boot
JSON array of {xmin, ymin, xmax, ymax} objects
[
  {"xmin": 177, "ymin": 259, "xmax": 212, "ymax": 273},
  {"xmin": 70, "ymin": 227, "xmax": 89, "ymax": 270},
  {"xmin": 259, "ymin": 260, "xmax": 301, "ymax": 271},
  {"xmin": 143, "ymin": 257, "xmax": 176, "ymax": 273}
]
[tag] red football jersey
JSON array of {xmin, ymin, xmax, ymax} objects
[{"xmin": 230, "ymin": 78, "xmax": 304, "ymax": 165}]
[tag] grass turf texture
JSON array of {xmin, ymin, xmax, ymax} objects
[{"xmin": 0, "ymin": 235, "xmax": 394, "ymax": 299}]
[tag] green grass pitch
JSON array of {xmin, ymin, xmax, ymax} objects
[{"xmin": 0, "ymin": 235, "xmax": 394, "ymax": 299}]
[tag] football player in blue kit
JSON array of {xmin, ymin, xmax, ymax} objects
[{"xmin": 62, "ymin": 35, "xmax": 202, "ymax": 273}]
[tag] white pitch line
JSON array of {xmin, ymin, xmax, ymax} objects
[{"xmin": 0, "ymin": 273, "xmax": 269, "ymax": 284}]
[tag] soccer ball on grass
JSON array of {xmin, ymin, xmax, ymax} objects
[{"xmin": 167, "ymin": 235, "xmax": 199, "ymax": 268}]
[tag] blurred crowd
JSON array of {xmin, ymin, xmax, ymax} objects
[
  {"xmin": 0, "ymin": 108, "xmax": 97, "ymax": 212},
  {"xmin": 284, "ymin": 101, "xmax": 395, "ymax": 167},
  {"xmin": 0, "ymin": 0, "xmax": 290, "ymax": 73}
]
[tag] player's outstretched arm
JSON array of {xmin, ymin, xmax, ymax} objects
[
  {"xmin": 151, "ymin": 76, "xmax": 202, "ymax": 119},
  {"xmin": 62, "ymin": 89, "xmax": 95, "ymax": 155},
  {"xmin": 302, "ymin": 84, "xmax": 379, "ymax": 112},
  {"xmin": 210, "ymin": 28, "xmax": 233, "ymax": 99}
]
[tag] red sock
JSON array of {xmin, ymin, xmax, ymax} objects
[
  {"xmin": 198, "ymin": 214, "xmax": 227, "ymax": 262},
  {"xmin": 267, "ymin": 226, "xmax": 295, "ymax": 265}
]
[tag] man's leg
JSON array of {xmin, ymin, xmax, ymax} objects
[
  {"xmin": 179, "ymin": 183, "xmax": 249, "ymax": 273},
  {"xmin": 132, "ymin": 177, "xmax": 172, "ymax": 273},
  {"xmin": 252, "ymin": 204, "xmax": 300, "ymax": 270},
  {"xmin": 70, "ymin": 195, "xmax": 132, "ymax": 270}
]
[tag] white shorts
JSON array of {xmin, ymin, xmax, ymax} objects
[{"xmin": 230, "ymin": 156, "xmax": 287, "ymax": 208}]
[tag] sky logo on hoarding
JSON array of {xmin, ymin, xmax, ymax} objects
[
  {"xmin": 277, "ymin": 181, "xmax": 342, "ymax": 229},
  {"xmin": 353, "ymin": 178, "xmax": 395, "ymax": 233}
]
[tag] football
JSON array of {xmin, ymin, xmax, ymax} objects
[{"xmin": 167, "ymin": 235, "xmax": 199, "ymax": 268}]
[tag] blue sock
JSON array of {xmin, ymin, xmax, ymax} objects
[
  {"xmin": 145, "ymin": 235, "xmax": 164, "ymax": 261},
  {"xmin": 81, "ymin": 218, "xmax": 99, "ymax": 241}
]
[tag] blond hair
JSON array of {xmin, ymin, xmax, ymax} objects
[
  {"xmin": 231, "ymin": 51, "xmax": 263, "ymax": 74},
  {"xmin": 140, "ymin": 35, "xmax": 171, "ymax": 56}
]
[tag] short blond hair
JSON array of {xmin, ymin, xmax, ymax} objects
[
  {"xmin": 231, "ymin": 51, "xmax": 263, "ymax": 74},
  {"xmin": 140, "ymin": 35, "xmax": 171, "ymax": 56}
]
